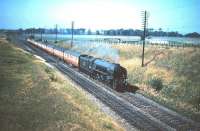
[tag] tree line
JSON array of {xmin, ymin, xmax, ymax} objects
[{"xmin": 2, "ymin": 28, "xmax": 200, "ymax": 38}]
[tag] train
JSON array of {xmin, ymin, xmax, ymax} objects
[{"xmin": 27, "ymin": 38, "xmax": 127, "ymax": 91}]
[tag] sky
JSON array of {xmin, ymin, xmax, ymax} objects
[{"xmin": 0, "ymin": 0, "xmax": 200, "ymax": 34}]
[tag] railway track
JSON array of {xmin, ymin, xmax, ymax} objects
[
  {"xmin": 120, "ymin": 93, "xmax": 200, "ymax": 130},
  {"xmin": 13, "ymin": 36, "xmax": 200, "ymax": 130},
  {"xmin": 56, "ymin": 63, "xmax": 173, "ymax": 131},
  {"xmin": 94, "ymin": 82, "xmax": 200, "ymax": 131}
]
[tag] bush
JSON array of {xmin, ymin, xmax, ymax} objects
[
  {"xmin": 45, "ymin": 67, "xmax": 51, "ymax": 74},
  {"xmin": 148, "ymin": 77, "xmax": 163, "ymax": 91},
  {"xmin": 45, "ymin": 67, "xmax": 57, "ymax": 82},
  {"xmin": 103, "ymin": 123, "xmax": 113, "ymax": 130},
  {"xmin": 49, "ymin": 73, "xmax": 57, "ymax": 81},
  {"xmin": 6, "ymin": 37, "xmax": 11, "ymax": 41}
]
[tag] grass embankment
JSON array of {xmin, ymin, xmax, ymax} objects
[
  {"xmin": 46, "ymin": 39, "xmax": 200, "ymax": 121},
  {"xmin": 0, "ymin": 36, "xmax": 124, "ymax": 131},
  {"xmin": 113, "ymin": 44, "xmax": 200, "ymax": 122},
  {"xmin": 54, "ymin": 40, "xmax": 200, "ymax": 121},
  {"xmin": 54, "ymin": 40, "xmax": 72, "ymax": 49}
]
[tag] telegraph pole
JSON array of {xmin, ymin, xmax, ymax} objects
[
  {"xmin": 71, "ymin": 21, "xmax": 74, "ymax": 47},
  {"xmin": 31, "ymin": 28, "xmax": 35, "ymax": 39},
  {"xmin": 40, "ymin": 28, "xmax": 43, "ymax": 41},
  {"xmin": 141, "ymin": 10, "xmax": 148, "ymax": 67},
  {"xmin": 55, "ymin": 24, "xmax": 58, "ymax": 43}
]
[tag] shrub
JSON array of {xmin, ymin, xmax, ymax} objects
[
  {"xmin": 45, "ymin": 67, "xmax": 51, "ymax": 73},
  {"xmin": 49, "ymin": 73, "xmax": 57, "ymax": 82},
  {"xmin": 45, "ymin": 67, "xmax": 57, "ymax": 82},
  {"xmin": 6, "ymin": 37, "xmax": 11, "ymax": 41},
  {"xmin": 148, "ymin": 77, "xmax": 163, "ymax": 91},
  {"xmin": 103, "ymin": 123, "xmax": 113, "ymax": 130}
]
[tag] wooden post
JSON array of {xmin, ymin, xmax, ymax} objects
[
  {"xmin": 55, "ymin": 24, "xmax": 58, "ymax": 43},
  {"xmin": 40, "ymin": 28, "xmax": 43, "ymax": 41},
  {"xmin": 71, "ymin": 21, "xmax": 74, "ymax": 47},
  {"xmin": 142, "ymin": 10, "xmax": 147, "ymax": 67}
]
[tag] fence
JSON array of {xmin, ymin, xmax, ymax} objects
[{"xmin": 71, "ymin": 38, "xmax": 200, "ymax": 48}]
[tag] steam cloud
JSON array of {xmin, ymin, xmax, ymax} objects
[{"xmin": 71, "ymin": 41, "xmax": 119, "ymax": 63}]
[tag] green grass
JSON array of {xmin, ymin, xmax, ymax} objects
[{"xmin": 0, "ymin": 36, "xmax": 124, "ymax": 131}]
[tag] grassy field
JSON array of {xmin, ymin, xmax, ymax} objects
[
  {"xmin": 55, "ymin": 40, "xmax": 200, "ymax": 122},
  {"xmin": 0, "ymin": 36, "xmax": 124, "ymax": 131},
  {"xmin": 112, "ymin": 44, "xmax": 200, "ymax": 122}
]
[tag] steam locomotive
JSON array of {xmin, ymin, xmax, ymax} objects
[{"xmin": 27, "ymin": 39, "xmax": 127, "ymax": 91}]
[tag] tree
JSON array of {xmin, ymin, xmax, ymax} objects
[
  {"xmin": 185, "ymin": 32, "xmax": 200, "ymax": 38},
  {"xmin": 96, "ymin": 30, "xmax": 100, "ymax": 35},
  {"xmin": 87, "ymin": 29, "xmax": 92, "ymax": 35}
]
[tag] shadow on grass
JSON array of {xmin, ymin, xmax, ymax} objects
[
  {"xmin": 119, "ymin": 83, "xmax": 139, "ymax": 93},
  {"xmin": 144, "ymin": 51, "xmax": 165, "ymax": 66}
]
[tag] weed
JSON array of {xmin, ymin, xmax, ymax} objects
[
  {"xmin": 103, "ymin": 123, "xmax": 113, "ymax": 130},
  {"xmin": 44, "ymin": 67, "xmax": 58, "ymax": 82},
  {"xmin": 148, "ymin": 77, "xmax": 163, "ymax": 91}
]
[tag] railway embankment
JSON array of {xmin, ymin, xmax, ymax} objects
[
  {"xmin": 0, "ymin": 35, "xmax": 124, "ymax": 131},
  {"xmin": 54, "ymin": 39, "xmax": 200, "ymax": 122},
  {"xmin": 113, "ymin": 44, "xmax": 200, "ymax": 122},
  {"xmin": 22, "ymin": 37, "xmax": 200, "ymax": 130}
]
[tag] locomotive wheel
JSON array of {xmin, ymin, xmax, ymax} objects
[
  {"xmin": 90, "ymin": 72, "xmax": 95, "ymax": 79},
  {"xmin": 93, "ymin": 73, "xmax": 98, "ymax": 80},
  {"xmin": 112, "ymin": 80, "xmax": 117, "ymax": 90},
  {"xmin": 97, "ymin": 73, "xmax": 101, "ymax": 81}
]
